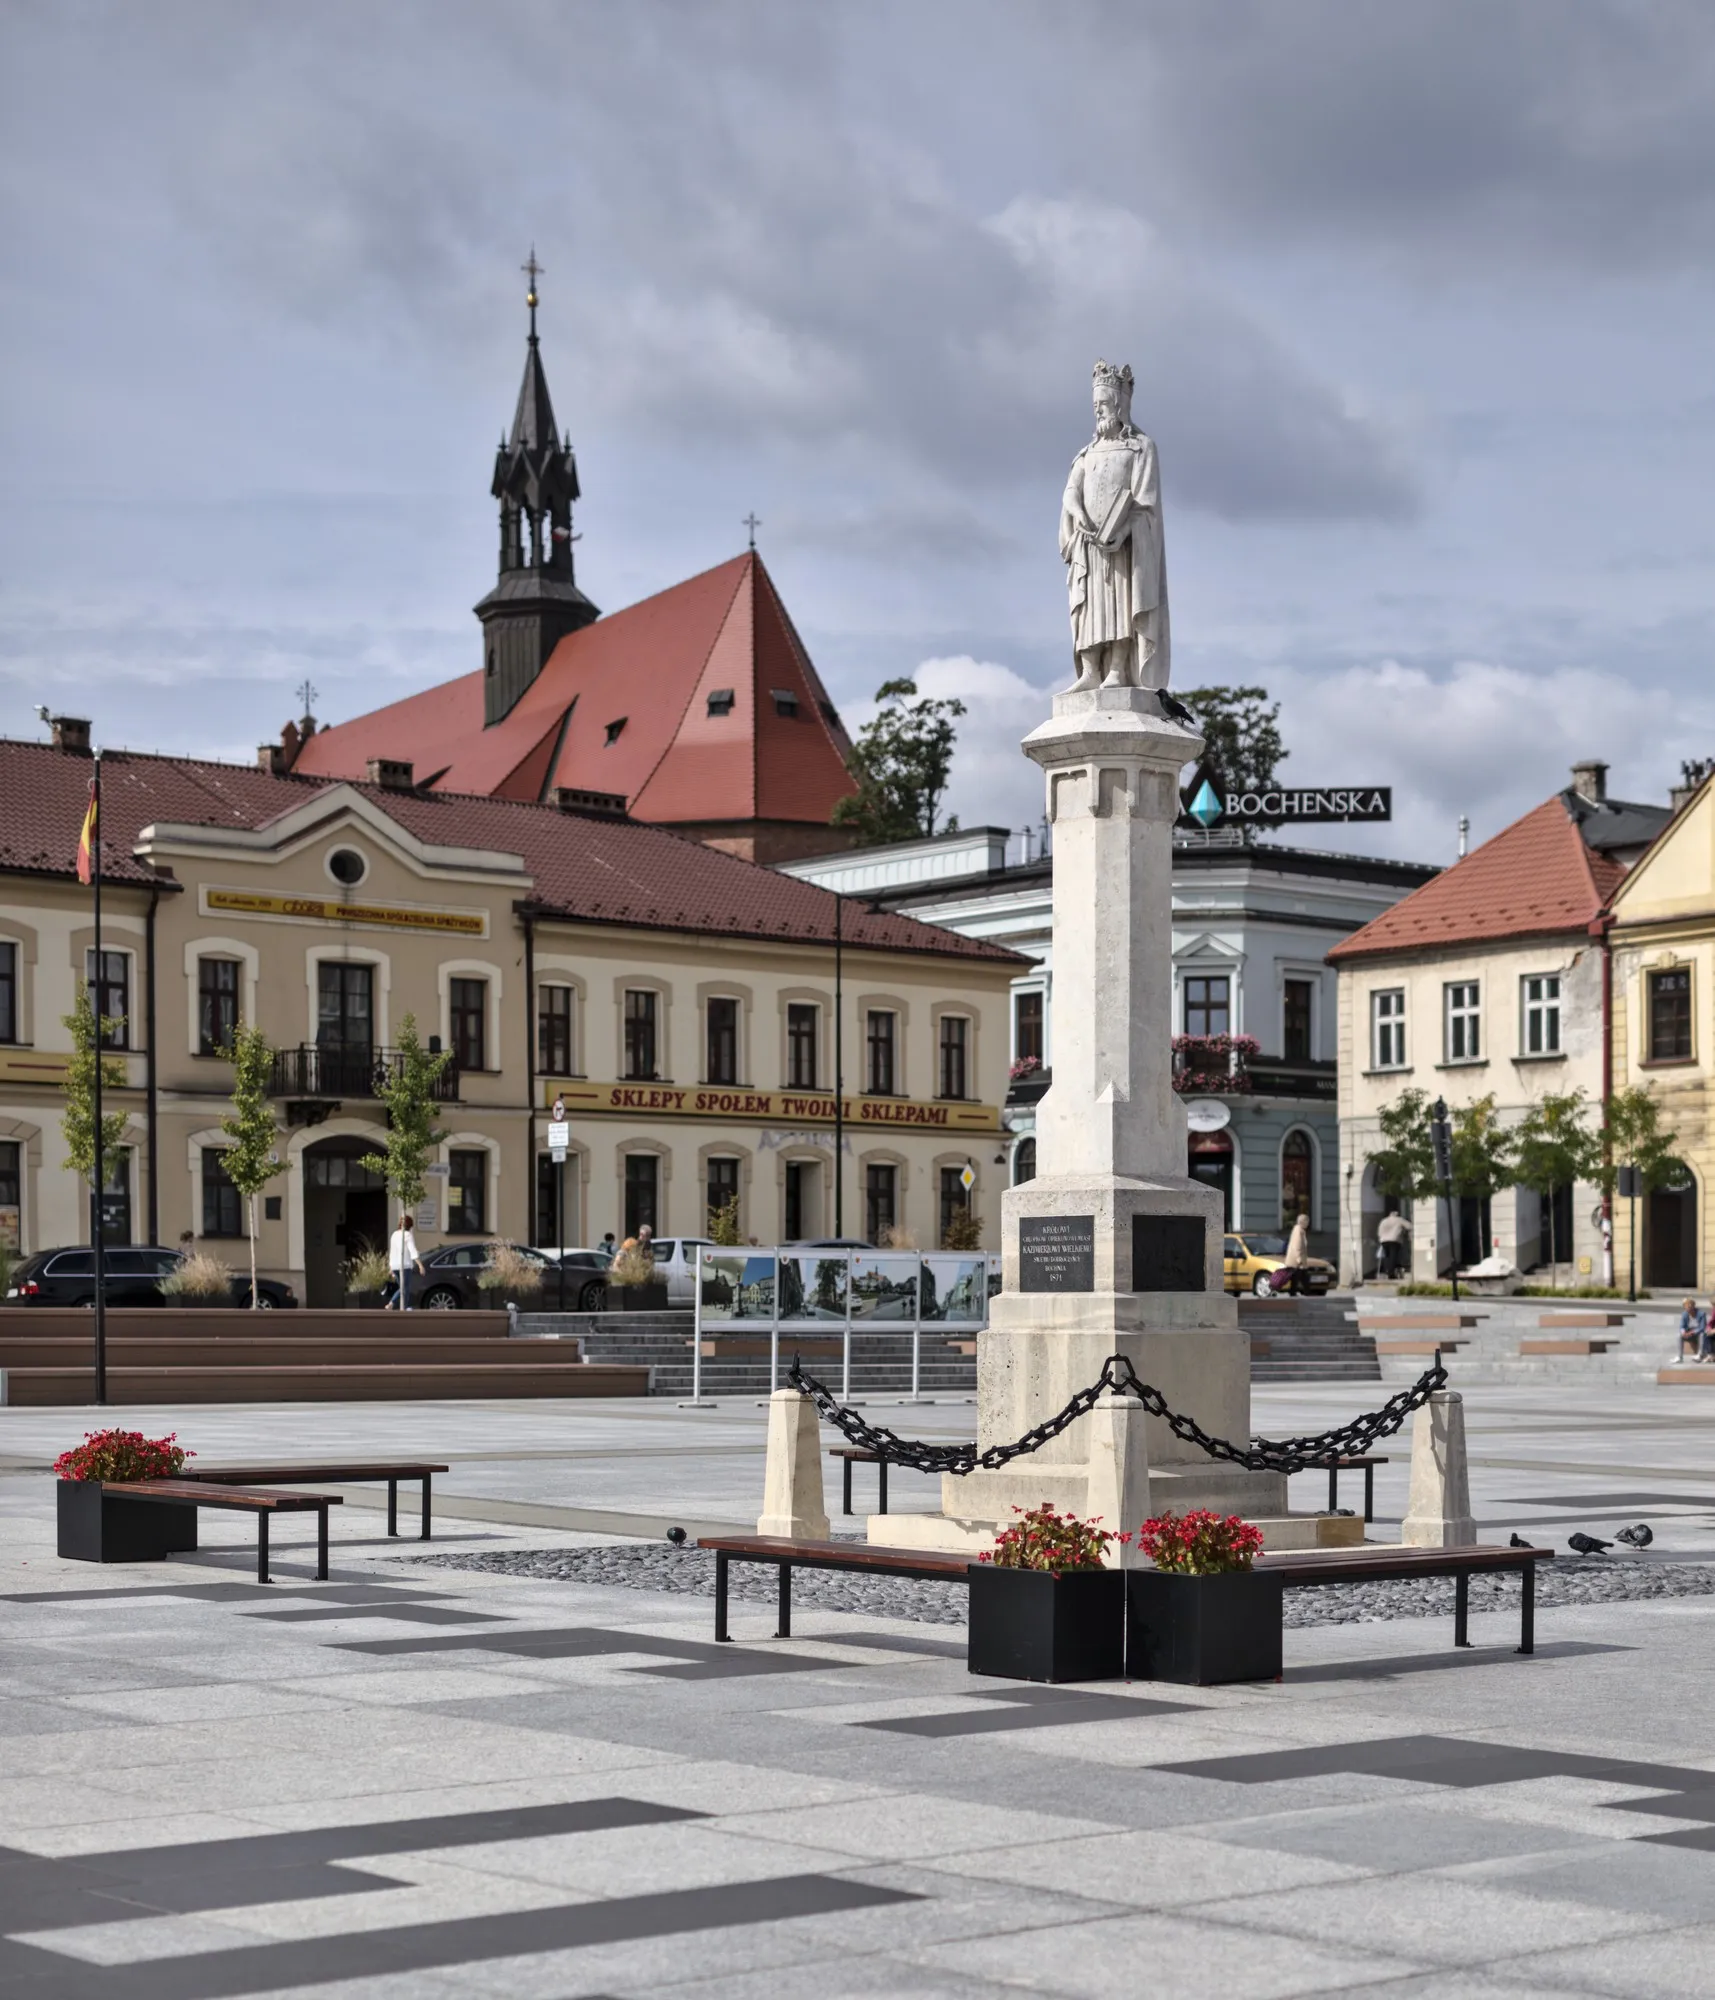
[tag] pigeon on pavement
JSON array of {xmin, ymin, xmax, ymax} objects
[
  {"xmin": 665, "ymin": 1525, "xmax": 688, "ymax": 1547},
  {"xmin": 1568, "ymin": 1531, "xmax": 1612, "ymax": 1555},
  {"xmin": 1615, "ymin": 1523, "xmax": 1654, "ymax": 1548},
  {"xmin": 1508, "ymin": 1533, "xmax": 1532, "ymax": 1549}
]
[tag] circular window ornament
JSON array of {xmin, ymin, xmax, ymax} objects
[{"xmin": 327, "ymin": 848, "xmax": 367, "ymax": 887}]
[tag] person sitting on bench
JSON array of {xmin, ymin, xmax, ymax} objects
[{"xmin": 1677, "ymin": 1298, "xmax": 1712, "ymax": 1364}]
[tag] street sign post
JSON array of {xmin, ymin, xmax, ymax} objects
[
  {"xmin": 1430, "ymin": 1097, "xmax": 1458, "ymax": 1302},
  {"xmin": 1617, "ymin": 1163, "xmax": 1642, "ymax": 1302},
  {"xmin": 548, "ymin": 1098, "xmax": 571, "ymax": 1310}
]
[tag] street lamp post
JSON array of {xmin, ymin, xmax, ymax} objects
[{"xmin": 1430, "ymin": 1096, "xmax": 1458, "ymax": 1303}]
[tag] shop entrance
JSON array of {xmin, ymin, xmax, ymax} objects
[
  {"xmin": 303, "ymin": 1138, "xmax": 389, "ymax": 1308},
  {"xmin": 1646, "ymin": 1181, "xmax": 1698, "ymax": 1291}
]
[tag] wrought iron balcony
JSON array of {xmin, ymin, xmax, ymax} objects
[
  {"xmin": 269, "ymin": 1044, "xmax": 461, "ymax": 1103},
  {"xmin": 1171, "ymin": 1034, "xmax": 1259, "ymax": 1096}
]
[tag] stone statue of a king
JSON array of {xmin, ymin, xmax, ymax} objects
[{"xmin": 1059, "ymin": 359, "xmax": 1169, "ymax": 693}]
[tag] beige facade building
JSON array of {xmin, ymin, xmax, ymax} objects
[
  {"xmin": 1606, "ymin": 770, "xmax": 1715, "ymax": 1292},
  {"xmin": 1329, "ymin": 765, "xmax": 1668, "ymax": 1284},
  {"xmin": 0, "ymin": 730, "xmax": 1018, "ymax": 1305}
]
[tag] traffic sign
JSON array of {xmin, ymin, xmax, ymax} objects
[
  {"xmin": 959, "ymin": 1164, "xmax": 975, "ymax": 1193},
  {"xmin": 547, "ymin": 1118, "xmax": 570, "ymax": 1160}
]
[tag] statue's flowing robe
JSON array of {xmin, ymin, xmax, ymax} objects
[{"xmin": 1059, "ymin": 432, "xmax": 1169, "ymax": 684}]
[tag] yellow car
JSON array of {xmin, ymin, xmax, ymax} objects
[{"xmin": 1222, "ymin": 1232, "xmax": 1336, "ymax": 1297}]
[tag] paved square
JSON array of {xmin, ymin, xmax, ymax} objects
[{"xmin": 2, "ymin": 1381, "xmax": 1713, "ymax": 1998}]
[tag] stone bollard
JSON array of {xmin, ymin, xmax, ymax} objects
[
  {"xmin": 757, "ymin": 1388, "xmax": 830, "ymax": 1540},
  {"xmin": 1400, "ymin": 1389, "xmax": 1477, "ymax": 1547},
  {"xmin": 1086, "ymin": 1390, "xmax": 1151, "ymax": 1568}
]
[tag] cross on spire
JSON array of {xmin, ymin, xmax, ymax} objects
[
  {"xmin": 522, "ymin": 246, "xmax": 543, "ymax": 338},
  {"xmin": 296, "ymin": 679, "xmax": 318, "ymax": 719},
  {"xmin": 743, "ymin": 512, "xmax": 761, "ymax": 550}
]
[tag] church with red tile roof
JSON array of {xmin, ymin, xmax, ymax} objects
[{"xmin": 290, "ymin": 286, "xmax": 858, "ymax": 864}]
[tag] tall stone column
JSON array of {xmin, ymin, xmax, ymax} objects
[{"xmin": 935, "ymin": 684, "xmax": 1286, "ymax": 1533}]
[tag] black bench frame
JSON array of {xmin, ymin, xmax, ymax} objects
[
  {"xmin": 119, "ymin": 1483, "xmax": 340, "ymax": 1584},
  {"xmin": 830, "ymin": 1448, "xmax": 889, "ymax": 1518},
  {"xmin": 182, "ymin": 1464, "xmax": 443, "ymax": 1540},
  {"xmin": 700, "ymin": 1536, "xmax": 1552, "ymax": 1655}
]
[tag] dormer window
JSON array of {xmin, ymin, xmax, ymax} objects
[
  {"xmin": 707, "ymin": 688, "xmax": 735, "ymax": 717},
  {"xmin": 604, "ymin": 718, "xmax": 627, "ymax": 746},
  {"xmin": 771, "ymin": 688, "xmax": 799, "ymax": 717}
]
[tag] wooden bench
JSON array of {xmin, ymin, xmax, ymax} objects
[
  {"xmin": 697, "ymin": 1534, "xmax": 1555, "ymax": 1655},
  {"xmin": 1372, "ymin": 1339, "xmax": 1469, "ymax": 1357},
  {"xmin": 698, "ymin": 1534, "xmax": 969, "ymax": 1641},
  {"xmin": 1519, "ymin": 1339, "xmax": 1617, "ymax": 1357},
  {"xmin": 693, "ymin": 1338, "xmax": 844, "ymax": 1360},
  {"xmin": 118, "ymin": 1481, "xmax": 342, "ymax": 1582},
  {"xmin": 181, "ymin": 1461, "xmax": 448, "ymax": 1540},
  {"xmin": 1538, "ymin": 1313, "xmax": 1627, "ymax": 1329},
  {"xmin": 829, "ymin": 1446, "xmax": 891, "ymax": 1517},
  {"xmin": 1258, "ymin": 1543, "xmax": 1555, "ymax": 1654},
  {"xmin": 1298, "ymin": 1453, "xmax": 1387, "ymax": 1522}
]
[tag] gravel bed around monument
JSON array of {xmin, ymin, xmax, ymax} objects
[{"xmin": 403, "ymin": 1544, "xmax": 1715, "ymax": 1628}]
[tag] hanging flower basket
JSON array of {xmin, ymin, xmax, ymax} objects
[{"xmin": 967, "ymin": 1506, "xmax": 1125, "ymax": 1684}]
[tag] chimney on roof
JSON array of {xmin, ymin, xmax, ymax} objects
[
  {"xmin": 550, "ymin": 785, "xmax": 627, "ymax": 819},
  {"xmin": 1671, "ymin": 757, "xmax": 1715, "ymax": 815},
  {"xmin": 1570, "ymin": 760, "xmax": 1608, "ymax": 803},
  {"xmin": 365, "ymin": 757, "xmax": 415, "ymax": 793},
  {"xmin": 49, "ymin": 715, "xmax": 91, "ymax": 755},
  {"xmin": 259, "ymin": 718, "xmax": 307, "ymax": 777}
]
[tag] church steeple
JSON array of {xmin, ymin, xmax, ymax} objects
[{"xmin": 475, "ymin": 250, "xmax": 599, "ymax": 726}]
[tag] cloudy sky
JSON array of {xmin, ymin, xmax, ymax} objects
[{"xmin": 3, "ymin": 1, "xmax": 1713, "ymax": 863}]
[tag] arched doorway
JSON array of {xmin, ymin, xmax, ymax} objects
[
  {"xmin": 1280, "ymin": 1129, "xmax": 1315, "ymax": 1233},
  {"xmin": 1012, "ymin": 1136, "xmax": 1037, "ymax": 1186},
  {"xmin": 303, "ymin": 1137, "xmax": 389, "ymax": 1308},
  {"xmin": 1646, "ymin": 1178, "xmax": 1698, "ymax": 1290},
  {"xmin": 1188, "ymin": 1130, "xmax": 1234, "ymax": 1227}
]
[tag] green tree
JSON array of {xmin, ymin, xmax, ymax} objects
[
  {"xmin": 220, "ymin": 1024, "xmax": 287, "ymax": 1310},
  {"xmin": 1513, "ymin": 1090, "xmax": 1602, "ymax": 1280},
  {"xmin": 359, "ymin": 1013, "xmax": 452, "ymax": 1238},
  {"xmin": 60, "ymin": 988, "xmax": 128, "ymax": 1238},
  {"xmin": 831, "ymin": 678, "xmax": 966, "ymax": 844},
  {"xmin": 1599, "ymin": 1085, "xmax": 1683, "ymax": 1199},
  {"xmin": 1178, "ymin": 685, "xmax": 1287, "ymax": 794},
  {"xmin": 1450, "ymin": 1094, "xmax": 1516, "ymax": 1204},
  {"xmin": 707, "ymin": 1190, "xmax": 742, "ymax": 1245},
  {"xmin": 1366, "ymin": 1087, "xmax": 1437, "ymax": 1202}
]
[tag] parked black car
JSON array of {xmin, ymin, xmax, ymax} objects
[
  {"xmin": 545, "ymin": 1250, "xmax": 614, "ymax": 1313},
  {"xmin": 412, "ymin": 1242, "xmax": 557, "ymax": 1311},
  {"xmin": 4, "ymin": 1247, "xmax": 297, "ymax": 1308}
]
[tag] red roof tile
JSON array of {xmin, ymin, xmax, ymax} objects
[
  {"xmin": 0, "ymin": 739, "xmax": 1017, "ymax": 965},
  {"xmin": 291, "ymin": 553, "xmax": 859, "ymax": 829},
  {"xmin": 1327, "ymin": 796, "xmax": 1624, "ymax": 962}
]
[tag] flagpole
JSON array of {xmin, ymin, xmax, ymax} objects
[{"xmin": 91, "ymin": 750, "xmax": 106, "ymax": 1406}]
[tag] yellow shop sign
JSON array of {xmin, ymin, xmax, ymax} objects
[
  {"xmin": 205, "ymin": 888, "xmax": 487, "ymax": 937},
  {"xmin": 542, "ymin": 1079, "xmax": 1001, "ymax": 1133}
]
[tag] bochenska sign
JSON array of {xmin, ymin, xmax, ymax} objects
[{"xmin": 1179, "ymin": 762, "xmax": 1391, "ymax": 830}]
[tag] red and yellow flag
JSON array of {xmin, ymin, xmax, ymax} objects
[{"xmin": 75, "ymin": 779, "xmax": 97, "ymax": 885}]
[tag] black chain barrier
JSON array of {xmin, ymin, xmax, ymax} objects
[{"xmin": 785, "ymin": 1350, "xmax": 1448, "ymax": 1479}]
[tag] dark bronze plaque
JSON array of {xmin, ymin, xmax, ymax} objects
[
  {"xmin": 1131, "ymin": 1215, "xmax": 1207, "ymax": 1292},
  {"xmin": 1018, "ymin": 1215, "xmax": 1095, "ymax": 1292}
]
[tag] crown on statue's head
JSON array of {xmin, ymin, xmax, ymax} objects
[{"xmin": 1091, "ymin": 358, "xmax": 1135, "ymax": 421}]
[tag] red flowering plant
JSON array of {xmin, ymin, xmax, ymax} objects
[
  {"xmin": 54, "ymin": 1429, "xmax": 192, "ymax": 1483},
  {"xmin": 979, "ymin": 1503, "xmax": 1119, "ymax": 1573},
  {"xmin": 1134, "ymin": 1508, "xmax": 1263, "ymax": 1576}
]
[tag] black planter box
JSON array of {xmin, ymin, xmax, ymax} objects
[
  {"xmin": 56, "ymin": 1481, "xmax": 198, "ymax": 1564},
  {"xmin": 344, "ymin": 1291, "xmax": 385, "ymax": 1311},
  {"xmin": 967, "ymin": 1564, "xmax": 1125, "ymax": 1683},
  {"xmin": 1126, "ymin": 1568, "xmax": 1284, "ymax": 1685},
  {"xmin": 614, "ymin": 1281, "xmax": 670, "ymax": 1313}
]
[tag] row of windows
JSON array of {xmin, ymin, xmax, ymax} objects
[
  {"xmin": 1180, "ymin": 973, "xmax": 1319, "ymax": 1060},
  {"xmin": 1369, "ymin": 976, "xmax": 1559, "ymax": 1070},
  {"xmin": 1369, "ymin": 968, "xmax": 1699, "ymax": 1070},
  {"xmin": 0, "ymin": 947, "xmax": 975, "ymax": 1101},
  {"xmin": 580, "ymin": 1149, "xmax": 961, "ymax": 1245}
]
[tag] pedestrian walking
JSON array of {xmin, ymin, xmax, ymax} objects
[
  {"xmin": 387, "ymin": 1213, "xmax": 423, "ymax": 1311},
  {"xmin": 1278, "ymin": 1211, "xmax": 1312, "ymax": 1297},
  {"xmin": 1375, "ymin": 1210, "xmax": 1410, "ymax": 1280}
]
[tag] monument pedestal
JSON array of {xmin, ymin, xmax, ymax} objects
[{"xmin": 865, "ymin": 680, "xmax": 1355, "ymax": 1555}]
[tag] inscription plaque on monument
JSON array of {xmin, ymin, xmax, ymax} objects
[
  {"xmin": 1131, "ymin": 1215, "xmax": 1207, "ymax": 1292},
  {"xmin": 1019, "ymin": 1215, "xmax": 1095, "ymax": 1292}
]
